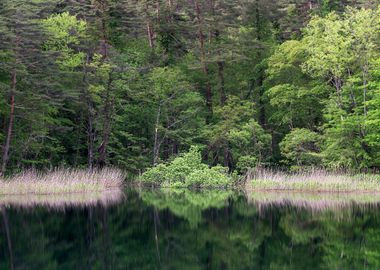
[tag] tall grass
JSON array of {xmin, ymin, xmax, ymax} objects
[
  {"xmin": 245, "ymin": 168, "xmax": 380, "ymax": 192},
  {"xmin": 0, "ymin": 168, "xmax": 125, "ymax": 195}
]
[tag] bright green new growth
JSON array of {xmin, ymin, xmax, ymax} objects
[{"xmin": 140, "ymin": 146, "xmax": 231, "ymax": 188}]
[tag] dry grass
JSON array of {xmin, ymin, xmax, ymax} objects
[
  {"xmin": 246, "ymin": 168, "xmax": 380, "ymax": 193},
  {"xmin": 0, "ymin": 168, "xmax": 125, "ymax": 195}
]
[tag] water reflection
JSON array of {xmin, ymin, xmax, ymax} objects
[
  {"xmin": 249, "ymin": 191, "xmax": 380, "ymax": 214},
  {"xmin": 0, "ymin": 188, "xmax": 380, "ymax": 269},
  {"xmin": 0, "ymin": 189, "xmax": 124, "ymax": 210}
]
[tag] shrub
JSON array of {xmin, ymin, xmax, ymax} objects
[
  {"xmin": 140, "ymin": 146, "xmax": 232, "ymax": 188},
  {"xmin": 186, "ymin": 166, "xmax": 231, "ymax": 188}
]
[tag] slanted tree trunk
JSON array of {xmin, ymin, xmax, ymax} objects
[{"xmin": 1, "ymin": 71, "xmax": 16, "ymax": 174}]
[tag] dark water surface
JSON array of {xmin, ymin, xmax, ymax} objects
[{"xmin": 1, "ymin": 188, "xmax": 380, "ymax": 270}]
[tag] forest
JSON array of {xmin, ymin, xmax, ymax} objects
[{"xmin": 0, "ymin": 0, "xmax": 379, "ymax": 177}]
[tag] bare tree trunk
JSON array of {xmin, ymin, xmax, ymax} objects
[
  {"xmin": 146, "ymin": 20, "xmax": 155, "ymax": 48},
  {"xmin": 145, "ymin": 1, "xmax": 155, "ymax": 49},
  {"xmin": 1, "ymin": 71, "xmax": 16, "ymax": 174},
  {"xmin": 156, "ymin": 0, "xmax": 161, "ymax": 22},
  {"xmin": 153, "ymin": 105, "xmax": 162, "ymax": 165},
  {"xmin": 87, "ymin": 110, "xmax": 95, "ymax": 171},
  {"xmin": 193, "ymin": 0, "xmax": 213, "ymax": 121}
]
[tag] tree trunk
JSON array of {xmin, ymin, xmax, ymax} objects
[
  {"xmin": 1, "ymin": 71, "xmax": 16, "ymax": 174},
  {"xmin": 153, "ymin": 105, "xmax": 162, "ymax": 165},
  {"xmin": 145, "ymin": 1, "xmax": 155, "ymax": 49},
  {"xmin": 193, "ymin": 0, "xmax": 213, "ymax": 121},
  {"xmin": 217, "ymin": 61, "xmax": 226, "ymax": 106},
  {"xmin": 254, "ymin": 2, "xmax": 267, "ymax": 128},
  {"xmin": 87, "ymin": 110, "xmax": 95, "ymax": 171},
  {"xmin": 98, "ymin": 75, "xmax": 113, "ymax": 167},
  {"xmin": 83, "ymin": 54, "xmax": 95, "ymax": 171}
]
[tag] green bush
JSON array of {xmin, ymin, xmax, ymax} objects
[{"xmin": 140, "ymin": 146, "xmax": 232, "ymax": 188}]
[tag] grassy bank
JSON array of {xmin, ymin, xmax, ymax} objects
[
  {"xmin": 246, "ymin": 169, "xmax": 380, "ymax": 193},
  {"xmin": 0, "ymin": 168, "xmax": 125, "ymax": 195}
]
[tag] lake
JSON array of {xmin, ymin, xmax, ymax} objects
[{"xmin": 1, "ymin": 188, "xmax": 379, "ymax": 269}]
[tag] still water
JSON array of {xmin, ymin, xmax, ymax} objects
[{"xmin": 0, "ymin": 188, "xmax": 379, "ymax": 270}]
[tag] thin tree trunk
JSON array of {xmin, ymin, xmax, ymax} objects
[
  {"xmin": 98, "ymin": 75, "xmax": 113, "ymax": 167},
  {"xmin": 1, "ymin": 71, "xmax": 16, "ymax": 174},
  {"xmin": 193, "ymin": 0, "xmax": 213, "ymax": 121},
  {"xmin": 83, "ymin": 54, "xmax": 95, "ymax": 171},
  {"xmin": 153, "ymin": 105, "xmax": 162, "ymax": 165},
  {"xmin": 145, "ymin": 1, "xmax": 155, "ymax": 49},
  {"xmin": 88, "ymin": 111, "xmax": 95, "ymax": 171},
  {"xmin": 217, "ymin": 61, "xmax": 226, "ymax": 106},
  {"xmin": 254, "ymin": 2, "xmax": 266, "ymax": 128},
  {"xmin": 363, "ymin": 63, "xmax": 368, "ymax": 117}
]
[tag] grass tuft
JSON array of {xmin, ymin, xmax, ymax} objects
[{"xmin": 246, "ymin": 168, "xmax": 380, "ymax": 193}]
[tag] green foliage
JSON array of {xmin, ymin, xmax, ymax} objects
[
  {"xmin": 42, "ymin": 12, "xmax": 87, "ymax": 69},
  {"xmin": 140, "ymin": 146, "xmax": 232, "ymax": 188},
  {"xmin": 280, "ymin": 128, "xmax": 322, "ymax": 168},
  {"xmin": 236, "ymin": 156, "xmax": 257, "ymax": 174},
  {"xmin": 0, "ymin": 0, "xmax": 379, "ymax": 175}
]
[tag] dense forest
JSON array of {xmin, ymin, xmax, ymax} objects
[{"xmin": 0, "ymin": 0, "xmax": 379, "ymax": 175}]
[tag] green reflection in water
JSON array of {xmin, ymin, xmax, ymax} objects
[
  {"xmin": 139, "ymin": 188, "xmax": 235, "ymax": 228},
  {"xmin": 0, "ymin": 189, "xmax": 380, "ymax": 269}
]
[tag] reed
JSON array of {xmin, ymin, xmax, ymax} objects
[
  {"xmin": 245, "ymin": 168, "xmax": 380, "ymax": 192},
  {"xmin": 0, "ymin": 168, "xmax": 125, "ymax": 195}
]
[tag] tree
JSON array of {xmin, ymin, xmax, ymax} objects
[{"xmin": 279, "ymin": 128, "xmax": 322, "ymax": 169}]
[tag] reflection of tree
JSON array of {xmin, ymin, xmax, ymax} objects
[
  {"xmin": 0, "ymin": 190, "xmax": 380, "ymax": 269},
  {"xmin": 139, "ymin": 189, "xmax": 234, "ymax": 228},
  {"xmin": 1, "ymin": 208, "xmax": 14, "ymax": 270}
]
